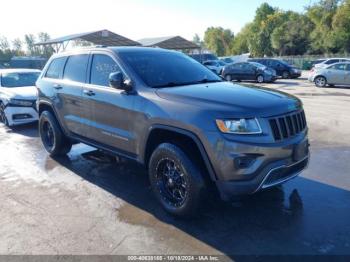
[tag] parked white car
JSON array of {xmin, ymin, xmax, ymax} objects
[
  {"xmin": 313, "ymin": 58, "xmax": 350, "ymax": 69},
  {"xmin": 203, "ymin": 60, "xmax": 226, "ymax": 75},
  {"xmin": 0, "ymin": 69, "xmax": 41, "ymax": 126}
]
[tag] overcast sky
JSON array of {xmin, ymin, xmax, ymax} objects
[{"xmin": 1, "ymin": 0, "xmax": 315, "ymax": 42}]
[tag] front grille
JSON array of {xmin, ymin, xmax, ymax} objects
[
  {"xmin": 263, "ymin": 157, "xmax": 308, "ymax": 188},
  {"xmin": 269, "ymin": 110, "xmax": 307, "ymax": 141}
]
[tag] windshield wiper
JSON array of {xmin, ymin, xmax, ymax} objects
[
  {"xmin": 152, "ymin": 82, "xmax": 193, "ymax": 88},
  {"xmin": 193, "ymin": 79, "xmax": 222, "ymax": 84}
]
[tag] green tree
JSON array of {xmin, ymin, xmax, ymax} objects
[
  {"xmin": 203, "ymin": 27, "xmax": 234, "ymax": 56},
  {"xmin": 231, "ymin": 24, "xmax": 251, "ymax": 55},
  {"xmin": 271, "ymin": 12, "xmax": 314, "ymax": 55},
  {"xmin": 307, "ymin": 0, "xmax": 340, "ymax": 53},
  {"xmin": 247, "ymin": 3, "xmax": 276, "ymax": 57},
  {"xmin": 331, "ymin": 0, "xmax": 350, "ymax": 53},
  {"xmin": 192, "ymin": 34, "xmax": 204, "ymax": 48}
]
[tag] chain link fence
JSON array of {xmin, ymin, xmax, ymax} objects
[{"xmin": 272, "ymin": 54, "xmax": 350, "ymax": 70}]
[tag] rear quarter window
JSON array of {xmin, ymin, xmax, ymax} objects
[{"xmin": 45, "ymin": 57, "xmax": 67, "ymax": 79}]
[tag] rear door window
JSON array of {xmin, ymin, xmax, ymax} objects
[
  {"xmin": 90, "ymin": 54, "xmax": 121, "ymax": 87},
  {"xmin": 267, "ymin": 60, "xmax": 276, "ymax": 67},
  {"xmin": 45, "ymin": 57, "xmax": 67, "ymax": 79},
  {"xmin": 63, "ymin": 54, "xmax": 89, "ymax": 83},
  {"xmin": 329, "ymin": 63, "xmax": 346, "ymax": 70}
]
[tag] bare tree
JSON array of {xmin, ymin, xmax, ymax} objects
[
  {"xmin": 0, "ymin": 36, "xmax": 10, "ymax": 50},
  {"xmin": 12, "ymin": 38, "xmax": 23, "ymax": 55}
]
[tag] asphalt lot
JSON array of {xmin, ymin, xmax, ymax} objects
[{"xmin": 1, "ymin": 72, "xmax": 350, "ymax": 257}]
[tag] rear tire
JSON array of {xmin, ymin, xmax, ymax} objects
[
  {"xmin": 225, "ymin": 74, "xmax": 232, "ymax": 81},
  {"xmin": 149, "ymin": 143, "xmax": 206, "ymax": 218},
  {"xmin": 315, "ymin": 76, "xmax": 327, "ymax": 87},
  {"xmin": 39, "ymin": 111, "xmax": 72, "ymax": 156}
]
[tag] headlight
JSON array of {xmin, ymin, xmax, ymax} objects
[
  {"xmin": 216, "ymin": 118, "xmax": 262, "ymax": 134},
  {"xmin": 9, "ymin": 99, "xmax": 33, "ymax": 107}
]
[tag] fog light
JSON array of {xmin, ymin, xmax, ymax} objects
[
  {"xmin": 234, "ymin": 156, "xmax": 256, "ymax": 169},
  {"xmin": 12, "ymin": 114, "xmax": 32, "ymax": 120}
]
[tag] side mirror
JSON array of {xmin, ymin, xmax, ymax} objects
[{"xmin": 109, "ymin": 71, "xmax": 132, "ymax": 92}]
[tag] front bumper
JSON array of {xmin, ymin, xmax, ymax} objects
[
  {"xmin": 291, "ymin": 71, "xmax": 302, "ymax": 78},
  {"xmin": 216, "ymin": 154, "xmax": 309, "ymax": 200},
  {"xmin": 202, "ymin": 131, "xmax": 309, "ymax": 200},
  {"xmin": 308, "ymin": 74, "xmax": 315, "ymax": 82},
  {"xmin": 4, "ymin": 106, "xmax": 38, "ymax": 126},
  {"xmin": 265, "ymin": 74, "xmax": 277, "ymax": 82}
]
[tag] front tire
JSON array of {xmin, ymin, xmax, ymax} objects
[
  {"xmin": 315, "ymin": 76, "xmax": 327, "ymax": 87},
  {"xmin": 149, "ymin": 143, "xmax": 206, "ymax": 217},
  {"xmin": 257, "ymin": 74, "xmax": 264, "ymax": 83},
  {"xmin": 39, "ymin": 111, "xmax": 72, "ymax": 156},
  {"xmin": 282, "ymin": 71, "xmax": 290, "ymax": 79}
]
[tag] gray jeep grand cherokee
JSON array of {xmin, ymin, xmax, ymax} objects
[{"xmin": 36, "ymin": 47, "xmax": 309, "ymax": 217}]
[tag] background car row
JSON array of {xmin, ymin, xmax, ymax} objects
[
  {"xmin": 1, "ymin": 54, "xmax": 350, "ymax": 128},
  {"xmin": 198, "ymin": 53, "xmax": 350, "ymax": 88}
]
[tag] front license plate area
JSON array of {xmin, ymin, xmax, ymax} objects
[{"xmin": 293, "ymin": 140, "xmax": 309, "ymax": 161}]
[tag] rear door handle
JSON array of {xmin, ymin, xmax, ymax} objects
[
  {"xmin": 83, "ymin": 90, "xmax": 95, "ymax": 96},
  {"xmin": 53, "ymin": 84, "xmax": 62, "ymax": 90}
]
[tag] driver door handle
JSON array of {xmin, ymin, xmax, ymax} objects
[
  {"xmin": 83, "ymin": 90, "xmax": 95, "ymax": 96},
  {"xmin": 53, "ymin": 84, "xmax": 62, "ymax": 90}
]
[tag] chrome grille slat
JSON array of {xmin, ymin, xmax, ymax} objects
[{"xmin": 269, "ymin": 110, "xmax": 307, "ymax": 141}]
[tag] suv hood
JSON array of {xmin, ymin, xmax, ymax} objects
[
  {"xmin": 155, "ymin": 82, "xmax": 301, "ymax": 117},
  {"xmin": 1, "ymin": 86, "xmax": 37, "ymax": 100}
]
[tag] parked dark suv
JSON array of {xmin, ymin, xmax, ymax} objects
[
  {"xmin": 36, "ymin": 47, "xmax": 309, "ymax": 217},
  {"xmin": 249, "ymin": 58, "xmax": 301, "ymax": 79}
]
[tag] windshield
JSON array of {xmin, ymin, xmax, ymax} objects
[
  {"xmin": 218, "ymin": 61, "xmax": 226, "ymax": 66},
  {"xmin": 1, "ymin": 72, "xmax": 40, "ymax": 88},
  {"xmin": 119, "ymin": 51, "xmax": 221, "ymax": 88},
  {"xmin": 250, "ymin": 62, "xmax": 266, "ymax": 69}
]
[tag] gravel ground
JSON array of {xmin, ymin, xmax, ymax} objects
[{"xmin": 0, "ymin": 72, "xmax": 350, "ymax": 258}]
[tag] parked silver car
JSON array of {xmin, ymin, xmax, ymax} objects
[{"xmin": 309, "ymin": 62, "xmax": 350, "ymax": 87}]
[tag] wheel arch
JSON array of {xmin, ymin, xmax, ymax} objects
[
  {"xmin": 314, "ymin": 74, "xmax": 327, "ymax": 80},
  {"xmin": 38, "ymin": 101, "xmax": 69, "ymax": 137},
  {"xmin": 314, "ymin": 74, "xmax": 328, "ymax": 83},
  {"xmin": 143, "ymin": 125, "xmax": 217, "ymax": 181}
]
